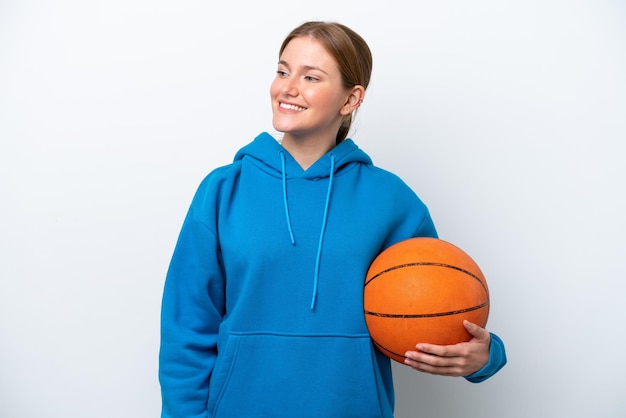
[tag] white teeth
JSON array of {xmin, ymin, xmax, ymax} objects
[{"xmin": 280, "ymin": 102, "xmax": 306, "ymax": 111}]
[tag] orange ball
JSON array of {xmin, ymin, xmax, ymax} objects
[{"xmin": 364, "ymin": 237, "xmax": 489, "ymax": 364}]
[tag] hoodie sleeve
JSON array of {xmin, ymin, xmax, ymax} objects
[
  {"xmin": 413, "ymin": 209, "xmax": 438, "ymax": 239},
  {"xmin": 464, "ymin": 332, "xmax": 507, "ymax": 383},
  {"xmin": 159, "ymin": 202, "xmax": 225, "ymax": 418}
]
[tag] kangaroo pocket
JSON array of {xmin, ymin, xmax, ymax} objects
[{"xmin": 207, "ymin": 332, "xmax": 385, "ymax": 418}]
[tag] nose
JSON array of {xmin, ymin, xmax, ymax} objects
[{"xmin": 281, "ymin": 77, "xmax": 299, "ymax": 97}]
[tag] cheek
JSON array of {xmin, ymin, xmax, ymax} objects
[
  {"xmin": 269, "ymin": 79, "xmax": 281, "ymax": 98},
  {"xmin": 299, "ymin": 87, "xmax": 324, "ymax": 104},
  {"xmin": 305, "ymin": 89, "xmax": 344, "ymax": 113}
]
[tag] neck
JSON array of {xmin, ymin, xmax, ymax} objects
[{"xmin": 280, "ymin": 134, "xmax": 336, "ymax": 170}]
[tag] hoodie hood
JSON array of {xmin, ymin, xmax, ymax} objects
[
  {"xmin": 234, "ymin": 132, "xmax": 372, "ymax": 309},
  {"xmin": 234, "ymin": 132, "xmax": 373, "ymax": 180}
]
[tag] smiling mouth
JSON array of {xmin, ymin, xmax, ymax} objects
[{"xmin": 279, "ymin": 102, "xmax": 307, "ymax": 112}]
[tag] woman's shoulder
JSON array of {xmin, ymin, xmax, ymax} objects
[
  {"xmin": 194, "ymin": 160, "xmax": 243, "ymax": 194},
  {"xmin": 360, "ymin": 163, "xmax": 416, "ymax": 192}
]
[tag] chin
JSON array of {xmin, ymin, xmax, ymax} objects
[{"xmin": 271, "ymin": 120, "xmax": 295, "ymax": 135}]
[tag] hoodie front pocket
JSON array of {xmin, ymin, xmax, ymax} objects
[{"xmin": 208, "ymin": 332, "xmax": 385, "ymax": 418}]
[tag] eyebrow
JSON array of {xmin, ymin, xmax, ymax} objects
[{"xmin": 277, "ymin": 60, "xmax": 329, "ymax": 75}]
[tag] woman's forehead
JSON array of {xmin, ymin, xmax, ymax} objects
[{"xmin": 279, "ymin": 36, "xmax": 338, "ymax": 72}]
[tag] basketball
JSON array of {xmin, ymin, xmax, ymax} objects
[{"xmin": 364, "ymin": 237, "xmax": 489, "ymax": 364}]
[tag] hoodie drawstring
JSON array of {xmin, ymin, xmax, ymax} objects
[
  {"xmin": 311, "ymin": 154, "xmax": 335, "ymax": 310},
  {"xmin": 279, "ymin": 151, "xmax": 296, "ymax": 245},
  {"xmin": 279, "ymin": 151, "xmax": 336, "ymax": 310}
]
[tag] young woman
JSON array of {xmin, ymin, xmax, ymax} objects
[{"xmin": 159, "ymin": 21, "xmax": 506, "ymax": 418}]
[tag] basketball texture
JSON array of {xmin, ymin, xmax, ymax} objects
[{"xmin": 364, "ymin": 237, "xmax": 489, "ymax": 364}]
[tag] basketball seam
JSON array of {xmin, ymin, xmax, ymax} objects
[
  {"xmin": 364, "ymin": 300, "xmax": 489, "ymax": 318},
  {"xmin": 365, "ymin": 262, "xmax": 488, "ymax": 293},
  {"xmin": 372, "ymin": 340, "xmax": 406, "ymax": 361}
]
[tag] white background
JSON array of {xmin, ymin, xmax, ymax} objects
[{"xmin": 1, "ymin": 1, "xmax": 625, "ymax": 417}]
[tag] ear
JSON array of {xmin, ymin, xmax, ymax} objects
[{"xmin": 340, "ymin": 85, "xmax": 365, "ymax": 116}]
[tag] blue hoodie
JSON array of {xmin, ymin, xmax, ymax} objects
[{"xmin": 159, "ymin": 132, "xmax": 506, "ymax": 418}]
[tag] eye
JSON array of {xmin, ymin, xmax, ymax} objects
[
  {"xmin": 304, "ymin": 75, "xmax": 319, "ymax": 82},
  {"xmin": 276, "ymin": 70, "xmax": 289, "ymax": 78}
]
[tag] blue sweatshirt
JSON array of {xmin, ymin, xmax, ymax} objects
[{"xmin": 159, "ymin": 132, "xmax": 506, "ymax": 418}]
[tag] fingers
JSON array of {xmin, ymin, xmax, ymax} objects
[
  {"xmin": 464, "ymin": 320, "xmax": 490, "ymax": 341},
  {"xmin": 403, "ymin": 349, "xmax": 467, "ymax": 376},
  {"xmin": 409, "ymin": 340, "xmax": 469, "ymax": 359},
  {"xmin": 413, "ymin": 321, "xmax": 489, "ymax": 356},
  {"xmin": 402, "ymin": 321, "xmax": 492, "ymax": 377},
  {"xmin": 412, "ymin": 342, "xmax": 449, "ymax": 358}
]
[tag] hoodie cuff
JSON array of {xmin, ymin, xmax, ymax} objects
[{"xmin": 464, "ymin": 332, "xmax": 507, "ymax": 383}]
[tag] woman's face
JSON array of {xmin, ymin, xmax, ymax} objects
[{"xmin": 270, "ymin": 36, "xmax": 353, "ymax": 144}]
